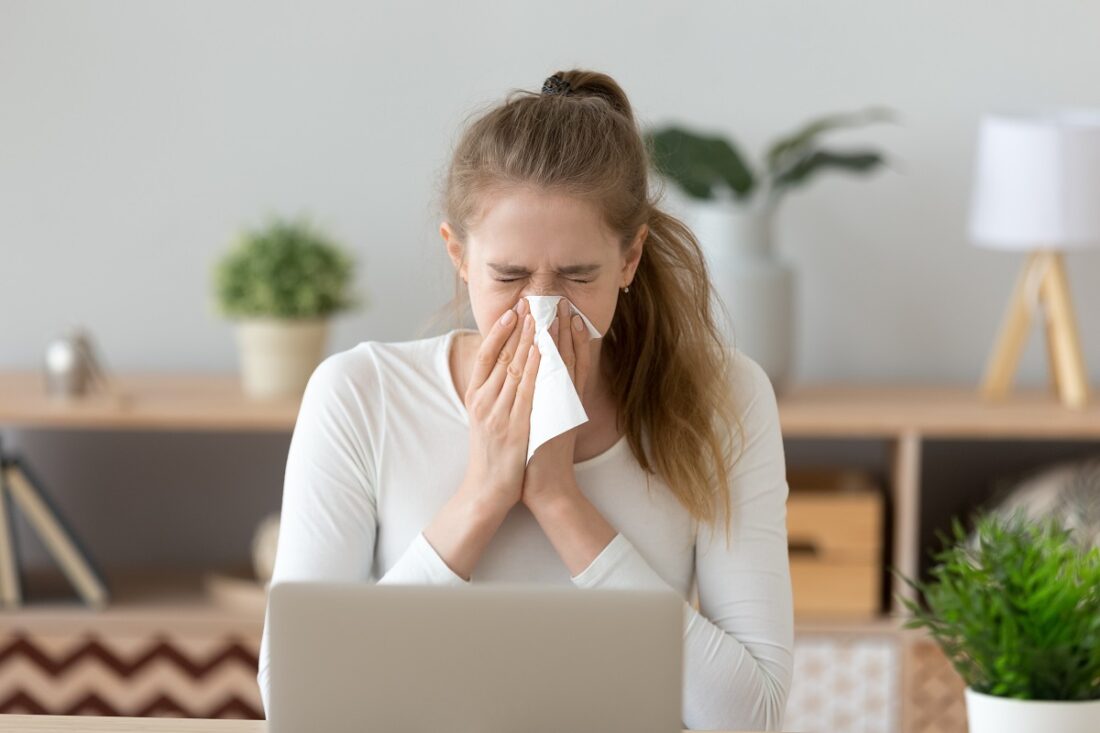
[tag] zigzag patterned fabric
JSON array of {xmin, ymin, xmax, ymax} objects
[{"xmin": 0, "ymin": 631, "xmax": 262, "ymax": 719}]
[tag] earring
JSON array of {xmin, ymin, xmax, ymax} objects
[{"xmin": 622, "ymin": 285, "xmax": 630, "ymax": 294}]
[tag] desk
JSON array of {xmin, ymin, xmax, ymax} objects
[{"xmin": 0, "ymin": 716, "xmax": 751, "ymax": 732}]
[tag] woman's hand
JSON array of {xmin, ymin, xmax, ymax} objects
[
  {"xmin": 522, "ymin": 297, "xmax": 594, "ymax": 510},
  {"xmin": 462, "ymin": 297, "xmax": 542, "ymax": 516}
]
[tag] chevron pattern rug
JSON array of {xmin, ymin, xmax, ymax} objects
[{"xmin": 0, "ymin": 630, "xmax": 262, "ymax": 719}]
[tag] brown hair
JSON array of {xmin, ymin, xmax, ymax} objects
[{"xmin": 428, "ymin": 69, "xmax": 745, "ymax": 541}]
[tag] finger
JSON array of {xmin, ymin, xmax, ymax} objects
[
  {"xmin": 511, "ymin": 333, "xmax": 542, "ymax": 423},
  {"xmin": 485, "ymin": 308, "xmax": 532, "ymax": 406},
  {"xmin": 572, "ymin": 313, "xmax": 592, "ymax": 394},
  {"xmin": 494, "ymin": 311, "xmax": 537, "ymax": 417},
  {"xmin": 468, "ymin": 299, "xmax": 526, "ymax": 395}
]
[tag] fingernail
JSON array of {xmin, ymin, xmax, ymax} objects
[
  {"xmin": 572, "ymin": 315, "xmax": 583, "ymax": 332},
  {"xmin": 500, "ymin": 309, "xmax": 516, "ymax": 325}
]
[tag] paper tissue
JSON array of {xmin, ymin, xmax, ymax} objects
[{"xmin": 524, "ymin": 295, "xmax": 602, "ymax": 464}]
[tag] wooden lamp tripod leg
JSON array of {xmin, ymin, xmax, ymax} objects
[
  {"xmin": 1039, "ymin": 251, "xmax": 1090, "ymax": 408},
  {"xmin": 980, "ymin": 252, "xmax": 1042, "ymax": 400},
  {"xmin": 981, "ymin": 250, "xmax": 1090, "ymax": 408}
]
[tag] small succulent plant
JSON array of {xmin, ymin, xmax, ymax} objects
[{"xmin": 213, "ymin": 215, "xmax": 362, "ymax": 319}]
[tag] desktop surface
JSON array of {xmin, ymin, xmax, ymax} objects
[{"xmin": 0, "ymin": 716, "xmax": 762, "ymax": 732}]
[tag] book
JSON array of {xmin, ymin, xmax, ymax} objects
[
  {"xmin": 4, "ymin": 460, "xmax": 109, "ymax": 608},
  {"xmin": 0, "ymin": 475, "xmax": 22, "ymax": 607}
]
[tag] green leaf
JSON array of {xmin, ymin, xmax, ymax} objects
[
  {"xmin": 764, "ymin": 105, "xmax": 896, "ymax": 172},
  {"xmin": 771, "ymin": 149, "xmax": 886, "ymax": 190},
  {"xmin": 645, "ymin": 126, "xmax": 755, "ymax": 201}
]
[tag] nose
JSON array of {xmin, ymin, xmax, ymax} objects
[{"xmin": 520, "ymin": 283, "xmax": 564, "ymax": 298}]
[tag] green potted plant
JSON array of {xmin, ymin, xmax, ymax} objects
[
  {"xmin": 212, "ymin": 215, "xmax": 361, "ymax": 399},
  {"xmin": 643, "ymin": 107, "xmax": 895, "ymax": 392},
  {"xmin": 896, "ymin": 511, "xmax": 1100, "ymax": 733}
]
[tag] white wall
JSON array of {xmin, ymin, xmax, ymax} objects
[{"xmin": 3, "ymin": 0, "xmax": 1100, "ymax": 571}]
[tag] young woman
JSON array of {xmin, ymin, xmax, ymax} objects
[{"xmin": 258, "ymin": 69, "xmax": 793, "ymax": 731}]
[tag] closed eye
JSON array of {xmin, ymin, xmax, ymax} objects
[{"xmin": 495, "ymin": 277, "xmax": 593, "ymax": 284}]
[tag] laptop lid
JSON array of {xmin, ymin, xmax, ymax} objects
[{"xmin": 267, "ymin": 581, "xmax": 683, "ymax": 733}]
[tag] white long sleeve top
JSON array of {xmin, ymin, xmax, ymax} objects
[{"xmin": 257, "ymin": 328, "xmax": 794, "ymax": 731}]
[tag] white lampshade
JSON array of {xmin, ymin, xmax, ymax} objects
[{"xmin": 968, "ymin": 109, "xmax": 1100, "ymax": 250}]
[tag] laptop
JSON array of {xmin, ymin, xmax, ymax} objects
[{"xmin": 266, "ymin": 581, "xmax": 684, "ymax": 733}]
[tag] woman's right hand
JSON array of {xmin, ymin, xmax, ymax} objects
[{"xmin": 462, "ymin": 297, "xmax": 541, "ymax": 514}]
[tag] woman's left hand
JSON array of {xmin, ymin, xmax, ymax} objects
[{"xmin": 521, "ymin": 298, "xmax": 594, "ymax": 509}]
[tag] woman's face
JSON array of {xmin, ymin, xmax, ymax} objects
[{"xmin": 442, "ymin": 187, "xmax": 645, "ymax": 340}]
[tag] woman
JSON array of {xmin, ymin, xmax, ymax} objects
[{"xmin": 257, "ymin": 69, "xmax": 793, "ymax": 731}]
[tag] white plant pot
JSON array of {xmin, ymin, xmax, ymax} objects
[
  {"xmin": 965, "ymin": 688, "xmax": 1100, "ymax": 733},
  {"xmin": 679, "ymin": 197, "xmax": 795, "ymax": 394},
  {"xmin": 235, "ymin": 316, "xmax": 329, "ymax": 399}
]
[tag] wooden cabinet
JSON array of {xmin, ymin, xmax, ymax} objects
[
  {"xmin": 777, "ymin": 382, "xmax": 1100, "ymax": 733},
  {"xmin": 3, "ymin": 373, "xmax": 1099, "ymax": 731}
]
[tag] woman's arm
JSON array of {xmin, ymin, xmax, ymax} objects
[
  {"xmin": 529, "ymin": 353, "xmax": 794, "ymax": 731},
  {"xmin": 256, "ymin": 349, "xmax": 506, "ymax": 716}
]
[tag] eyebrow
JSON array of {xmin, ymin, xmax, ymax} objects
[{"xmin": 488, "ymin": 262, "xmax": 602, "ymax": 276}]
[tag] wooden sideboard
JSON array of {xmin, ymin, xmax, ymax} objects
[{"xmin": 3, "ymin": 371, "xmax": 1098, "ymax": 732}]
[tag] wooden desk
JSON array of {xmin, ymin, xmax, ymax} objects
[{"xmin": 0, "ymin": 715, "xmax": 750, "ymax": 732}]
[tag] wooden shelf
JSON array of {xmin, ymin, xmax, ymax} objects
[
  {"xmin": 1, "ymin": 568, "xmax": 264, "ymax": 635},
  {"xmin": 775, "ymin": 381, "xmax": 1100, "ymax": 617},
  {"xmin": 0, "ymin": 567, "xmax": 902, "ymax": 637},
  {"xmin": 777, "ymin": 382, "xmax": 1100, "ymax": 439},
  {"xmin": 0, "ymin": 371, "xmax": 299, "ymax": 432}
]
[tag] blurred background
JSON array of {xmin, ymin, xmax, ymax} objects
[{"xmin": 2, "ymin": 1, "xmax": 1099, "ymax": 731}]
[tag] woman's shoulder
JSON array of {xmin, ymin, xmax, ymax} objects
[
  {"xmin": 726, "ymin": 347, "xmax": 779, "ymax": 419},
  {"xmin": 298, "ymin": 332, "xmax": 456, "ymax": 431},
  {"xmin": 308, "ymin": 332, "xmax": 450, "ymax": 390}
]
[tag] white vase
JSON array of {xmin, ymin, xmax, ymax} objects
[
  {"xmin": 235, "ymin": 316, "xmax": 329, "ymax": 399},
  {"xmin": 965, "ymin": 688, "xmax": 1100, "ymax": 733},
  {"xmin": 681, "ymin": 198, "xmax": 795, "ymax": 394}
]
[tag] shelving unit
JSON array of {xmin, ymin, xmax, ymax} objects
[
  {"xmin": 777, "ymin": 381, "xmax": 1100, "ymax": 733},
  {"xmin": 3, "ymin": 371, "xmax": 1099, "ymax": 731}
]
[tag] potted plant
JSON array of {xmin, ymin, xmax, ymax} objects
[
  {"xmin": 644, "ymin": 108, "xmax": 894, "ymax": 391},
  {"xmin": 212, "ymin": 215, "xmax": 361, "ymax": 399},
  {"xmin": 896, "ymin": 512, "xmax": 1100, "ymax": 733}
]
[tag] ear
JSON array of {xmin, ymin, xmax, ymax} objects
[
  {"xmin": 441, "ymin": 222, "xmax": 467, "ymax": 281},
  {"xmin": 621, "ymin": 223, "xmax": 648, "ymax": 285}
]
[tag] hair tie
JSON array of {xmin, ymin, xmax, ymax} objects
[{"xmin": 541, "ymin": 74, "xmax": 572, "ymax": 96}]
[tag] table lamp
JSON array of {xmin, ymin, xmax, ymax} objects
[{"xmin": 968, "ymin": 109, "xmax": 1100, "ymax": 409}]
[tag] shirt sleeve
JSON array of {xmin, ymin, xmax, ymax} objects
[
  {"xmin": 256, "ymin": 349, "xmax": 468, "ymax": 718},
  {"xmin": 568, "ymin": 351, "xmax": 794, "ymax": 731}
]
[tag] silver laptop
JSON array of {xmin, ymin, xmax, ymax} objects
[{"xmin": 266, "ymin": 581, "xmax": 684, "ymax": 733}]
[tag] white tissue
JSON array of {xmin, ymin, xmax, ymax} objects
[{"xmin": 524, "ymin": 295, "xmax": 602, "ymax": 464}]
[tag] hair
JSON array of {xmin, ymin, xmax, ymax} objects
[{"xmin": 427, "ymin": 69, "xmax": 746, "ymax": 543}]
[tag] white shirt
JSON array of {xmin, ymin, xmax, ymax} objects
[{"xmin": 257, "ymin": 328, "xmax": 794, "ymax": 731}]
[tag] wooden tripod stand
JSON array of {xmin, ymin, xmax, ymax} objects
[{"xmin": 981, "ymin": 250, "xmax": 1090, "ymax": 409}]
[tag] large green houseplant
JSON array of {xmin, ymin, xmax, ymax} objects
[
  {"xmin": 896, "ymin": 512, "xmax": 1100, "ymax": 733},
  {"xmin": 213, "ymin": 215, "xmax": 361, "ymax": 399},
  {"xmin": 642, "ymin": 108, "xmax": 895, "ymax": 391},
  {"xmin": 644, "ymin": 106, "xmax": 895, "ymax": 216}
]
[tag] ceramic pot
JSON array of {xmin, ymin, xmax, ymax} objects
[
  {"xmin": 236, "ymin": 317, "xmax": 328, "ymax": 399},
  {"xmin": 965, "ymin": 687, "xmax": 1100, "ymax": 733},
  {"xmin": 682, "ymin": 198, "xmax": 795, "ymax": 393}
]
